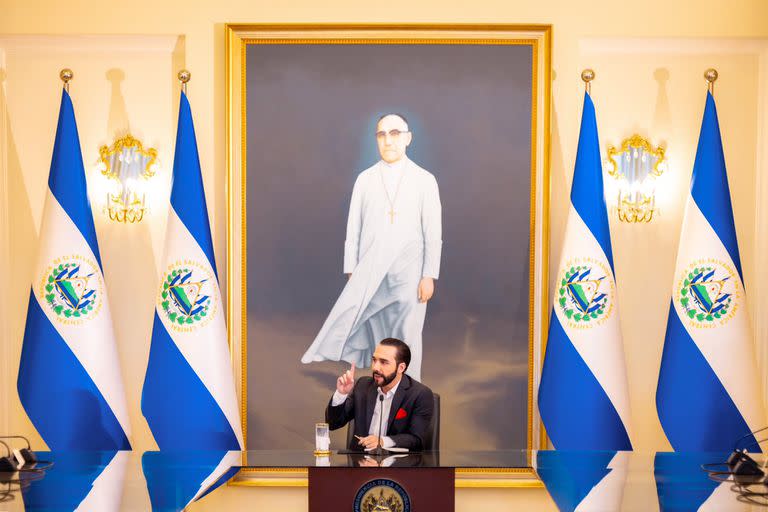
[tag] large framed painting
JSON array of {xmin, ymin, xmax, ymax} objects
[{"xmin": 225, "ymin": 24, "xmax": 551, "ymax": 472}]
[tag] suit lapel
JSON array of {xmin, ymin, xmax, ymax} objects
[{"xmin": 386, "ymin": 375, "xmax": 411, "ymax": 433}]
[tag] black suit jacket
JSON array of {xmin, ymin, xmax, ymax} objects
[{"xmin": 325, "ymin": 375, "xmax": 434, "ymax": 451}]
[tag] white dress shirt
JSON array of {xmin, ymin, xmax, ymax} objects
[{"xmin": 332, "ymin": 379, "xmax": 401, "ymax": 448}]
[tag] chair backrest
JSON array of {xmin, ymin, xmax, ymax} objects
[{"xmin": 346, "ymin": 393, "xmax": 441, "ymax": 451}]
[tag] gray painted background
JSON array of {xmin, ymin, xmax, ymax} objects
[{"xmin": 246, "ymin": 43, "xmax": 533, "ymax": 450}]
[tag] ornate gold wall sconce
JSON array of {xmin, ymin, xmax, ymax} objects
[
  {"xmin": 95, "ymin": 135, "xmax": 158, "ymax": 223},
  {"xmin": 604, "ymin": 135, "xmax": 667, "ymax": 223}
]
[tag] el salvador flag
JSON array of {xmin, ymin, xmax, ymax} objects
[
  {"xmin": 538, "ymin": 92, "xmax": 633, "ymax": 450},
  {"xmin": 17, "ymin": 89, "xmax": 131, "ymax": 450},
  {"xmin": 141, "ymin": 91, "xmax": 243, "ymax": 450},
  {"xmin": 656, "ymin": 91, "xmax": 766, "ymax": 452}
]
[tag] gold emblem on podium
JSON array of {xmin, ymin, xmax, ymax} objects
[{"xmin": 354, "ymin": 479, "xmax": 410, "ymax": 512}]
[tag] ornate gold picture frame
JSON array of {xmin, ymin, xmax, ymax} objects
[{"xmin": 225, "ymin": 24, "xmax": 552, "ymax": 487}]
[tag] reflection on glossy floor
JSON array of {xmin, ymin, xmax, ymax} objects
[{"xmin": 2, "ymin": 450, "xmax": 766, "ymax": 511}]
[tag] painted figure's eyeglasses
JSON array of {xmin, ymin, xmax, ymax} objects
[{"xmin": 375, "ymin": 129, "xmax": 410, "ymax": 139}]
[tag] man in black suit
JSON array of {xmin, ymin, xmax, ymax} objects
[{"xmin": 326, "ymin": 338, "xmax": 435, "ymax": 451}]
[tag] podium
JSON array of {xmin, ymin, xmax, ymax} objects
[{"xmin": 308, "ymin": 453, "xmax": 454, "ymax": 511}]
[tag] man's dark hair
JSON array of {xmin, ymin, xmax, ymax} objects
[
  {"xmin": 379, "ymin": 338, "xmax": 411, "ymax": 370},
  {"xmin": 376, "ymin": 113, "xmax": 410, "ymax": 128}
]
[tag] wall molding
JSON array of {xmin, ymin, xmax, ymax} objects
[
  {"xmin": 754, "ymin": 44, "xmax": 768, "ymax": 415},
  {"xmin": 580, "ymin": 37, "xmax": 768, "ymax": 55},
  {"xmin": 0, "ymin": 35, "xmax": 179, "ymax": 54},
  {"xmin": 0, "ymin": 47, "xmax": 9, "ymax": 434}
]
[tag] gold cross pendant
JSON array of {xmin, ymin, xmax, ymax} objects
[{"xmin": 388, "ymin": 208, "xmax": 396, "ymax": 224}]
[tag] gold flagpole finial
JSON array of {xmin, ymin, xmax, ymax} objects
[
  {"xmin": 60, "ymin": 68, "xmax": 73, "ymax": 93},
  {"xmin": 704, "ymin": 68, "xmax": 718, "ymax": 95},
  {"xmin": 581, "ymin": 69, "xmax": 595, "ymax": 95},
  {"xmin": 178, "ymin": 69, "xmax": 191, "ymax": 94}
]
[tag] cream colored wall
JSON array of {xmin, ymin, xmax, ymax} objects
[
  {"xmin": 0, "ymin": 35, "xmax": 180, "ymax": 453},
  {"xmin": 1, "ymin": 0, "xmax": 768, "ymax": 510},
  {"xmin": 574, "ymin": 44, "xmax": 765, "ymax": 452},
  {"xmin": 1, "ymin": 45, "xmax": 9, "ymax": 436},
  {"xmin": 756, "ymin": 44, "xmax": 768, "ymax": 425}
]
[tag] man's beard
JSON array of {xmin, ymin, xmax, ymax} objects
[{"xmin": 373, "ymin": 369, "xmax": 398, "ymax": 388}]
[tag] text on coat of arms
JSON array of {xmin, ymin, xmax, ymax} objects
[
  {"xmin": 40, "ymin": 256, "xmax": 103, "ymax": 325},
  {"xmin": 676, "ymin": 260, "xmax": 739, "ymax": 328},
  {"xmin": 557, "ymin": 258, "xmax": 614, "ymax": 329},
  {"xmin": 158, "ymin": 260, "xmax": 217, "ymax": 332}
]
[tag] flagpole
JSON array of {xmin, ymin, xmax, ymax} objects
[
  {"xmin": 59, "ymin": 68, "xmax": 73, "ymax": 93},
  {"xmin": 581, "ymin": 68, "xmax": 595, "ymax": 95},
  {"xmin": 178, "ymin": 69, "xmax": 191, "ymax": 94},
  {"xmin": 704, "ymin": 68, "xmax": 718, "ymax": 95}
]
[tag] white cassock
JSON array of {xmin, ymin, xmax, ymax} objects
[{"xmin": 301, "ymin": 157, "xmax": 442, "ymax": 381}]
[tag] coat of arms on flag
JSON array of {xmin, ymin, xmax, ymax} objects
[
  {"xmin": 558, "ymin": 257, "xmax": 614, "ymax": 329},
  {"xmin": 675, "ymin": 259, "xmax": 739, "ymax": 327},
  {"xmin": 158, "ymin": 261, "xmax": 217, "ymax": 332},
  {"xmin": 40, "ymin": 256, "xmax": 103, "ymax": 323}
]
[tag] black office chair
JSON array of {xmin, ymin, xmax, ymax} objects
[{"xmin": 346, "ymin": 393, "xmax": 440, "ymax": 451}]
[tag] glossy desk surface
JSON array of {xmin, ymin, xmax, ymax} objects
[{"xmin": 1, "ymin": 450, "xmax": 765, "ymax": 511}]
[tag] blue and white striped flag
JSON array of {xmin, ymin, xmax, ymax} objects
[
  {"xmin": 17, "ymin": 89, "xmax": 131, "ymax": 450},
  {"xmin": 141, "ymin": 91, "xmax": 243, "ymax": 450},
  {"xmin": 656, "ymin": 91, "xmax": 766, "ymax": 451},
  {"xmin": 538, "ymin": 92, "xmax": 633, "ymax": 450}
]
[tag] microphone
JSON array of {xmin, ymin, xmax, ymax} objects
[
  {"xmin": 702, "ymin": 432, "xmax": 768, "ymax": 485},
  {"xmin": 731, "ymin": 436, "xmax": 768, "ymax": 481},
  {"xmin": 0, "ymin": 441, "xmax": 15, "ymax": 474},
  {"xmin": 705, "ymin": 427, "xmax": 768, "ymax": 474},
  {"xmin": 0, "ymin": 435, "xmax": 52, "ymax": 471},
  {"xmin": 0, "ymin": 436, "xmax": 37, "ymax": 465},
  {"xmin": 0, "ymin": 439, "xmax": 46, "ymax": 491},
  {"xmin": 722, "ymin": 433, "xmax": 768, "ymax": 479},
  {"xmin": 0, "ymin": 440, "xmax": 18, "ymax": 486},
  {"xmin": 374, "ymin": 394, "xmax": 385, "ymax": 456}
]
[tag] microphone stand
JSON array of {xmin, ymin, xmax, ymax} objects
[{"xmin": 373, "ymin": 394, "xmax": 385, "ymax": 457}]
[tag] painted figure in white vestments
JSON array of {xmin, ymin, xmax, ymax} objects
[{"xmin": 301, "ymin": 113, "xmax": 442, "ymax": 382}]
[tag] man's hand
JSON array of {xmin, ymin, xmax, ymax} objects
[
  {"xmin": 356, "ymin": 435, "xmax": 384, "ymax": 450},
  {"xmin": 418, "ymin": 277, "xmax": 435, "ymax": 303},
  {"xmin": 336, "ymin": 363, "xmax": 356, "ymax": 395}
]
